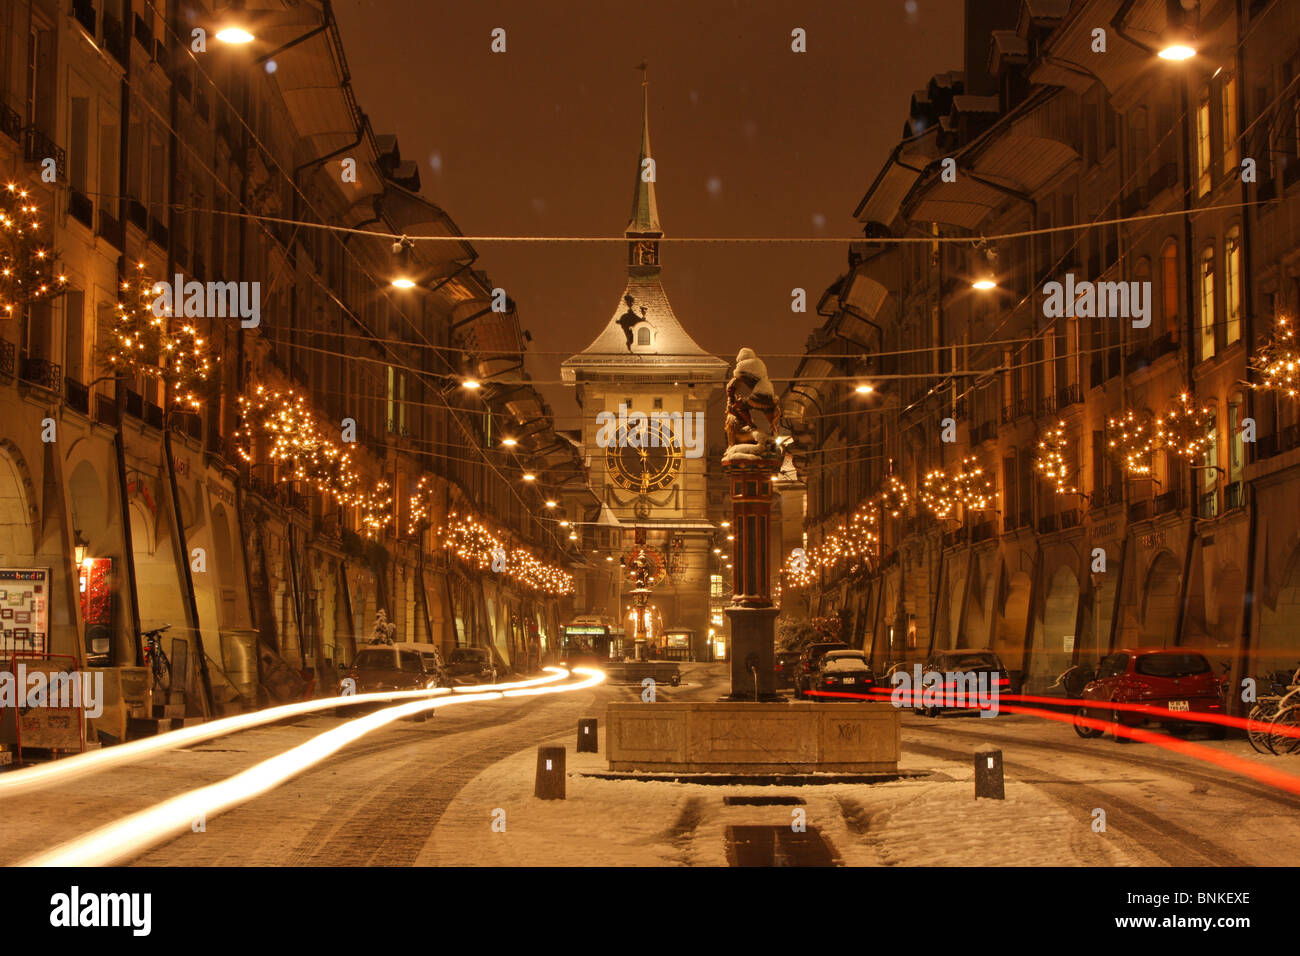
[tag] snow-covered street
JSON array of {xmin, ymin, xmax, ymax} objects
[{"xmin": 4, "ymin": 664, "xmax": 1297, "ymax": 867}]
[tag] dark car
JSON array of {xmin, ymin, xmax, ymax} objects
[
  {"xmin": 445, "ymin": 646, "xmax": 499, "ymax": 685},
  {"xmin": 335, "ymin": 642, "xmax": 446, "ymax": 719},
  {"xmin": 915, "ymin": 649, "xmax": 1010, "ymax": 716},
  {"xmin": 1076, "ymin": 649, "xmax": 1226, "ymax": 741},
  {"xmin": 794, "ymin": 642, "xmax": 850, "ymax": 698},
  {"xmin": 809, "ymin": 650, "xmax": 876, "ymax": 700},
  {"xmin": 774, "ymin": 650, "xmax": 802, "ymax": 690}
]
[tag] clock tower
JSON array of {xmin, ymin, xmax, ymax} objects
[{"xmin": 561, "ymin": 74, "xmax": 728, "ymax": 656}]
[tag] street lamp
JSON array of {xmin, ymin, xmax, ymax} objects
[
  {"xmin": 461, "ymin": 378, "xmax": 481, "ymax": 390},
  {"xmin": 215, "ymin": 26, "xmax": 255, "ymax": 44},
  {"xmin": 855, "ymin": 384, "xmax": 874, "ymax": 394},
  {"xmin": 73, "ymin": 529, "xmax": 89, "ymax": 566}
]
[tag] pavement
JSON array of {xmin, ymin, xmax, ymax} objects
[{"xmin": 2, "ymin": 662, "xmax": 1300, "ymax": 865}]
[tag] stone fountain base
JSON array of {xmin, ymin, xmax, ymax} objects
[{"xmin": 604, "ymin": 701, "xmax": 901, "ymax": 773}]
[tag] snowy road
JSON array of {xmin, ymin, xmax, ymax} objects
[{"xmin": 3, "ymin": 665, "xmax": 1298, "ymax": 866}]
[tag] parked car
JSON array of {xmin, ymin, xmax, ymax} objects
[
  {"xmin": 335, "ymin": 642, "xmax": 446, "ymax": 719},
  {"xmin": 793, "ymin": 642, "xmax": 850, "ymax": 698},
  {"xmin": 445, "ymin": 646, "xmax": 499, "ymax": 685},
  {"xmin": 774, "ymin": 650, "xmax": 802, "ymax": 689},
  {"xmin": 1075, "ymin": 649, "xmax": 1226, "ymax": 741},
  {"xmin": 915, "ymin": 648, "xmax": 1010, "ymax": 716},
  {"xmin": 810, "ymin": 650, "xmax": 876, "ymax": 700}
]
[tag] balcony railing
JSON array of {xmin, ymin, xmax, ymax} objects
[
  {"xmin": 93, "ymin": 392, "xmax": 118, "ymax": 427},
  {"xmin": 971, "ymin": 420, "xmax": 997, "ymax": 445},
  {"xmin": 1037, "ymin": 513, "xmax": 1059, "ymax": 535},
  {"xmin": 65, "ymin": 377, "xmax": 89, "ymax": 415},
  {"xmin": 1057, "ymin": 382, "xmax": 1082, "ymax": 409},
  {"xmin": 102, "ymin": 14, "xmax": 128, "ymax": 65},
  {"xmin": 0, "ymin": 340, "xmax": 14, "ymax": 380},
  {"xmin": 1199, "ymin": 489, "xmax": 1219, "ymax": 519},
  {"xmin": 1258, "ymin": 423, "xmax": 1300, "ymax": 460},
  {"xmin": 1060, "ymin": 508, "xmax": 1080, "ymax": 529},
  {"xmin": 1128, "ymin": 498, "xmax": 1151, "ymax": 522},
  {"xmin": 972, "ymin": 519, "xmax": 997, "ymax": 542},
  {"xmin": 19, "ymin": 356, "xmax": 61, "ymax": 393},
  {"xmin": 1224, "ymin": 481, "xmax": 1245, "ymax": 511},
  {"xmin": 0, "ymin": 104, "xmax": 22, "ymax": 143},
  {"xmin": 69, "ymin": 188, "xmax": 93, "ymax": 228},
  {"xmin": 1001, "ymin": 398, "xmax": 1031, "ymax": 424},
  {"xmin": 1154, "ymin": 490, "xmax": 1179, "ymax": 515},
  {"xmin": 23, "ymin": 127, "xmax": 66, "ymax": 180},
  {"xmin": 97, "ymin": 209, "xmax": 123, "ymax": 250}
]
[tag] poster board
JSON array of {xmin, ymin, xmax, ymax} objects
[
  {"xmin": 0, "ymin": 656, "xmax": 85, "ymax": 754},
  {"xmin": 0, "ymin": 568, "xmax": 50, "ymax": 657}
]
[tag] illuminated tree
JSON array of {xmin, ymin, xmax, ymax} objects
[{"xmin": 0, "ymin": 182, "xmax": 66, "ymax": 319}]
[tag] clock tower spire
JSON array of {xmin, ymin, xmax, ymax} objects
[{"xmin": 627, "ymin": 62, "xmax": 662, "ymax": 275}]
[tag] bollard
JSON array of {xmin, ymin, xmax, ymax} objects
[
  {"xmin": 577, "ymin": 717, "xmax": 598, "ymax": 753},
  {"xmin": 974, "ymin": 745, "xmax": 1004, "ymax": 800},
  {"xmin": 535, "ymin": 745, "xmax": 566, "ymax": 800}
]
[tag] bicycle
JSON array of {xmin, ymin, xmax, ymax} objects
[
  {"xmin": 1242, "ymin": 665, "xmax": 1300, "ymax": 754},
  {"xmin": 142, "ymin": 624, "xmax": 172, "ymax": 698},
  {"xmin": 1266, "ymin": 681, "xmax": 1300, "ymax": 756}
]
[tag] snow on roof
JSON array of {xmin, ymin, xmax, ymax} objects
[{"xmin": 572, "ymin": 275, "xmax": 715, "ymax": 358}]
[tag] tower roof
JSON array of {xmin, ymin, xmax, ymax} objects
[{"xmin": 562, "ymin": 72, "xmax": 725, "ymax": 383}]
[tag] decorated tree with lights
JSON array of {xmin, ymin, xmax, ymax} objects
[
  {"xmin": 1106, "ymin": 392, "xmax": 1214, "ymax": 478},
  {"xmin": 101, "ymin": 265, "xmax": 216, "ymax": 410},
  {"xmin": 1249, "ymin": 315, "xmax": 1299, "ymax": 400},
  {"xmin": 236, "ymin": 385, "xmax": 354, "ymax": 494},
  {"xmin": 917, "ymin": 456, "xmax": 992, "ymax": 519},
  {"xmin": 1034, "ymin": 421, "xmax": 1079, "ymax": 495},
  {"xmin": 0, "ymin": 182, "xmax": 67, "ymax": 320}
]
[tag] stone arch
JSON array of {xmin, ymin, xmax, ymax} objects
[
  {"xmin": 995, "ymin": 567, "xmax": 1032, "ymax": 665},
  {"xmin": 1140, "ymin": 550, "xmax": 1182, "ymax": 647},
  {"xmin": 1030, "ymin": 564, "xmax": 1080, "ymax": 691},
  {"xmin": 1257, "ymin": 542, "xmax": 1300, "ymax": 674},
  {"xmin": 0, "ymin": 441, "xmax": 38, "ymax": 559}
]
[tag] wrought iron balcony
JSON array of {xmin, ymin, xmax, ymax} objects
[
  {"xmin": 65, "ymin": 377, "xmax": 89, "ymax": 415},
  {"xmin": 19, "ymin": 356, "xmax": 61, "ymax": 393},
  {"xmin": 1224, "ymin": 481, "xmax": 1245, "ymax": 511},
  {"xmin": 0, "ymin": 340, "xmax": 13, "ymax": 380},
  {"xmin": 22, "ymin": 126, "xmax": 65, "ymax": 180}
]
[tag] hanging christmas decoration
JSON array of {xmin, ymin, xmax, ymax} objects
[
  {"xmin": 0, "ymin": 182, "xmax": 67, "ymax": 318},
  {"xmin": 102, "ymin": 264, "xmax": 216, "ymax": 409},
  {"xmin": 1249, "ymin": 315, "xmax": 1299, "ymax": 399},
  {"xmin": 917, "ymin": 456, "xmax": 992, "ymax": 519},
  {"xmin": 1034, "ymin": 420, "xmax": 1076, "ymax": 495}
]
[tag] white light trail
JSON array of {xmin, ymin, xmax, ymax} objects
[
  {"xmin": 20, "ymin": 668, "xmax": 604, "ymax": 867},
  {"xmin": 0, "ymin": 669, "xmax": 571, "ymax": 800}
]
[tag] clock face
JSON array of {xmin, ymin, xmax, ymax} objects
[{"xmin": 607, "ymin": 421, "xmax": 682, "ymax": 493}]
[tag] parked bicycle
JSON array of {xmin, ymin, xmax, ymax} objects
[
  {"xmin": 1246, "ymin": 665, "xmax": 1300, "ymax": 755},
  {"xmin": 142, "ymin": 624, "xmax": 172, "ymax": 697}
]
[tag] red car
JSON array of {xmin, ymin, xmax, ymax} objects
[{"xmin": 1075, "ymin": 648, "xmax": 1225, "ymax": 741}]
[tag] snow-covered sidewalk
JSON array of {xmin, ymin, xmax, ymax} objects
[{"xmin": 420, "ymin": 722, "xmax": 1142, "ymax": 866}]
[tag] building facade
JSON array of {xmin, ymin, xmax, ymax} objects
[
  {"xmin": 0, "ymin": 0, "xmax": 582, "ymax": 715},
  {"xmin": 782, "ymin": 0, "xmax": 1300, "ymax": 705}
]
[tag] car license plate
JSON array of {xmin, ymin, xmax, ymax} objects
[
  {"xmin": 1167, "ymin": 700, "xmax": 1189, "ymax": 712},
  {"xmin": 844, "ymin": 677, "xmax": 856, "ymax": 684}
]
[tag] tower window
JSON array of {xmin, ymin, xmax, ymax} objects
[{"xmin": 637, "ymin": 327, "xmax": 651, "ymax": 346}]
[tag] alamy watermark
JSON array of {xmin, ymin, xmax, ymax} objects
[
  {"xmin": 889, "ymin": 664, "xmax": 1000, "ymax": 718},
  {"xmin": 151, "ymin": 273, "xmax": 261, "ymax": 328},
  {"xmin": 0, "ymin": 665, "xmax": 103, "ymax": 718},
  {"xmin": 594, "ymin": 403, "xmax": 704, "ymax": 458},
  {"xmin": 1042, "ymin": 273, "xmax": 1151, "ymax": 329}
]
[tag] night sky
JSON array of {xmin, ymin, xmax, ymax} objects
[{"xmin": 332, "ymin": 0, "xmax": 965, "ymax": 428}]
